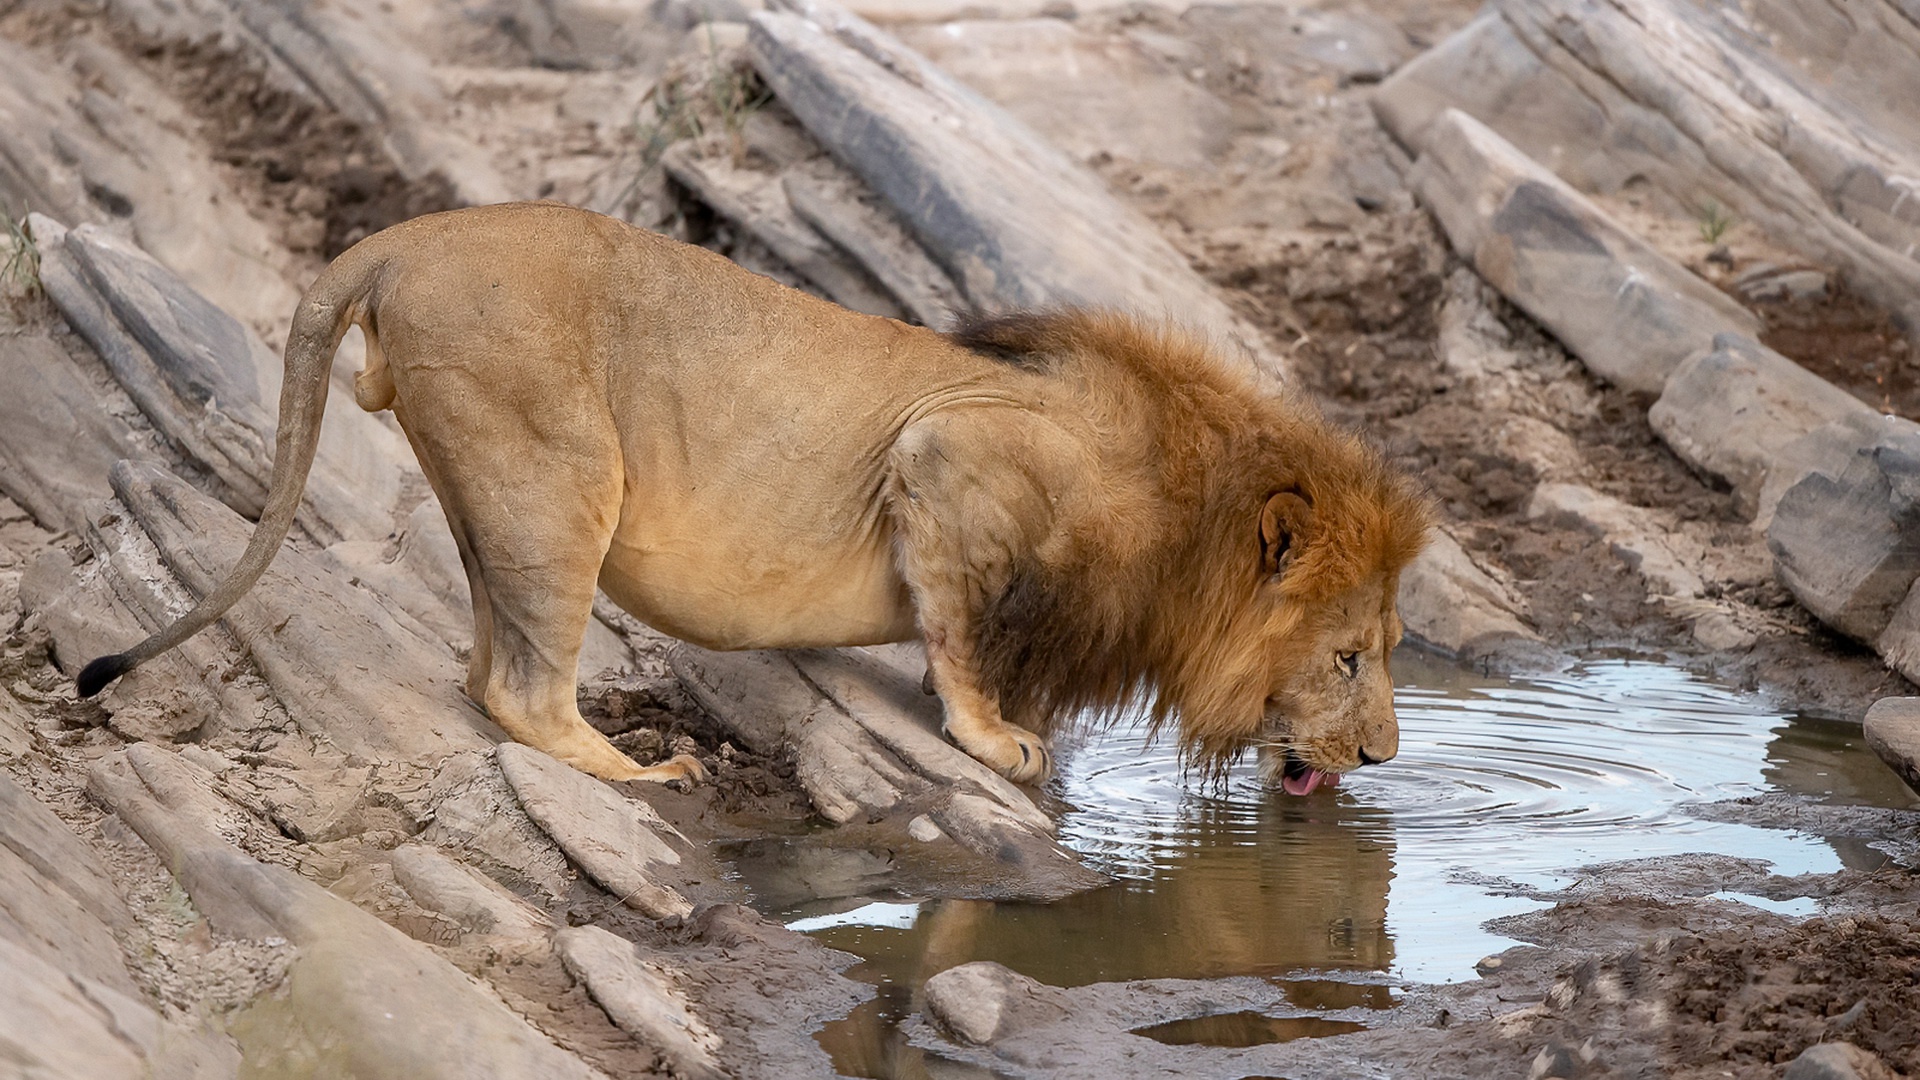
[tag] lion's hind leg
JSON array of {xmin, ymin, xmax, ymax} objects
[{"xmin": 418, "ymin": 429, "xmax": 702, "ymax": 787}]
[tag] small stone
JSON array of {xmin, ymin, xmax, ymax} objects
[
  {"xmin": 1782, "ymin": 1040, "xmax": 1898, "ymax": 1080},
  {"xmin": 1691, "ymin": 611, "xmax": 1757, "ymax": 652},
  {"xmin": 922, "ymin": 961, "xmax": 1069, "ymax": 1046},
  {"xmin": 1528, "ymin": 1037, "xmax": 1598, "ymax": 1079},
  {"xmin": 1735, "ymin": 265, "xmax": 1829, "ymax": 304},
  {"xmin": 1706, "ymin": 244, "xmax": 1735, "ymax": 266},
  {"xmin": 907, "ymin": 814, "xmax": 944, "ymax": 842},
  {"xmin": 1475, "ymin": 954, "xmax": 1504, "ymax": 975}
]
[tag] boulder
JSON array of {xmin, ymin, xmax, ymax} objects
[
  {"xmin": 390, "ymin": 843, "xmax": 552, "ymax": 939},
  {"xmin": 1650, "ymin": 334, "xmax": 1881, "ymax": 521},
  {"xmin": 662, "ymin": 143, "xmax": 906, "ymax": 320},
  {"xmin": 0, "ymin": 332, "xmax": 139, "ymax": 534},
  {"xmin": 1375, "ymin": 0, "xmax": 1920, "ymax": 335},
  {"xmin": 0, "ymin": 774, "xmax": 138, "ymax": 995},
  {"xmin": 922, "ymin": 961, "xmax": 1071, "ymax": 1047},
  {"xmin": 1862, "ymin": 698, "xmax": 1920, "ymax": 796},
  {"xmin": 1396, "ymin": 530, "xmax": 1545, "ymax": 663},
  {"xmin": 1408, "ymin": 109, "xmax": 1756, "ymax": 394},
  {"xmin": 745, "ymin": 0, "xmax": 1276, "ymax": 375},
  {"xmin": 87, "ymin": 747, "xmax": 609, "ymax": 1080},
  {"xmin": 917, "ymin": 961, "xmax": 1357, "ymax": 1077},
  {"xmin": 782, "ymin": 165, "xmax": 964, "ymax": 326},
  {"xmin": 1768, "ymin": 425, "xmax": 1920, "ymax": 645}
]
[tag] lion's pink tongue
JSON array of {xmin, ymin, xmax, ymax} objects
[{"xmin": 1282, "ymin": 769, "xmax": 1340, "ymax": 796}]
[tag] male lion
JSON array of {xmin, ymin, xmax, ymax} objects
[{"xmin": 79, "ymin": 203, "xmax": 1431, "ymax": 792}]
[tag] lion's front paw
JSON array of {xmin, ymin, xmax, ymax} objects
[{"xmin": 952, "ymin": 721, "xmax": 1053, "ymax": 784}]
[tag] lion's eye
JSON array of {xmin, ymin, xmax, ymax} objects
[{"xmin": 1337, "ymin": 651, "xmax": 1359, "ymax": 679}]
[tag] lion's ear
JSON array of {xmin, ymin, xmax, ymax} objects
[{"xmin": 1260, "ymin": 491, "xmax": 1313, "ymax": 577}]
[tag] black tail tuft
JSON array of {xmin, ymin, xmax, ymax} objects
[{"xmin": 76, "ymin": 653, "xmax": 134, "ymax": 698}]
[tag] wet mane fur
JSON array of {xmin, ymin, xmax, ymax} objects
[{"xmin": 950, "ymin": 310, "xmax": 1432, "ymax": 773}]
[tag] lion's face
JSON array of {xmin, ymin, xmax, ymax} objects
[
  {"xmin": 1256, "ymin": 575, "xmax": 1404, "ymax": 795},
  {"xmin": 1243, "ymin": 489, "xmax": 1409, "ymax": 795}
]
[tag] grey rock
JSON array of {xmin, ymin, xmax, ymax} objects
[
  {"xmin": 1397, "ymin": 530, "xmax": 1545, "ymax": 662},
  {"xmin": 916, "ymin": 962, "xmax": 1373, "ymax": 1077},
  {"xmin": 0, "ymin": 51, "xmax": 302, "ymax": 334},
  {"xmin": 1651, "ymin": 334, "xmax": 1879, "ymax": 521},
  {"xmin": 391, "ymin": 843, "xmax": 552, "ymax": 938},
  {"xmin": 1863, "ymin": 697, "xmax": 1920, "ymax": 796},
  {"xmin": 1736, "ymin": 267, "xmax": 1830, "ymax": 305},
  {"xmin": 907, "ymin": 814, "xmax": 944, "ymax": 842},
  {"xmin": 87, "ymin": 747, "xmax": 609, "ymax": 1080},
  {"xmin": 1374, "ymin": 0, "xmax": 1920, "ymax": 335},
  {"xmin": 106, "ymin": 459, "xmax": 491, "ymax": 764},
  {"xmin": 746, "ymin": 0, "xmax": 1276, "ymax": 375},
  {"xmin": 923, "ymin": 961, "xmax": 1071, "ymax": 1046},
  {"xmin": 783, "ymin": 166, "xmax": 964, "ymax": 326},
  {"xmin": 1690, "ymin": 611, "xmax": 1758, "ymax": 653},
  {"xmin": 0, "ymin": 331, "xmax": 138, "ymax": 534},
  {"xmin": 34, "ymin": 216, "xmax": 411, "ymax": 547},
  {"xmin": 1783, "ymin": 1040, "xmax": 1897, "ymax": 1080},
  {"xmin": 555, "ymin": 925, "xmax": 724, "ymax": 1079},
  {"xmin": 0, "ymin": 774, "xmax": 139, "ymax": 996},
  {"xmin": 495, "ymin": 743, "xmax": 697, "ymax": 920},
  {"xmin": 103, "ymin": 0, "xmax": 510, "ymax": 207},
  {"xmin": 790, "ymin": 645, "xmax": 1052, "ymax": 834},
  {"xmin": 1768, "ymin": 426, "xmax": 1920, "ymax": 643},
  {"xmin": 0, "ymin": 933, "xmax": 240, "ymax": 1080},
  {"xmin": 662, "ymin": 143, "xmax": 907, "ymax": 320},
  {"xmin": 22, "ymin": 545, "xmax": 224, "ymax": 743},
  {"xmin": 1409, "ymin": 110, "xmax": 1757, "ymax": 394},
  {"xmin": 419, "ymin": 751, "xmax": 577, "ymax": 903}
]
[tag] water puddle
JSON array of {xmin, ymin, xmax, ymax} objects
[
  {"xmin": 1131, "ymin": 1011, "xmax": 1367, "ymax": 1047},
  {"xmin": 738, "ymin": 651, "xmax": 1916, "ymax": 1078}
]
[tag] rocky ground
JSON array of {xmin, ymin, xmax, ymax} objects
[{"xmin": 2, "ymin": 0, "xmax": 1919, "ymax": 1075}]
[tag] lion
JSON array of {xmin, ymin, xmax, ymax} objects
[{"xmin": 78, "ymin": 202, "xmax": 1432, "ymax": 792}]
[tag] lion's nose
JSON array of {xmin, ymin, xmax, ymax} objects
[{"xmin": 1359, "ymin": 712, "xmax": 1399, "ymax": 766}]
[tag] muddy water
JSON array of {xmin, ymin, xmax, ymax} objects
[{"xmin": 745, "ymin": 652, "xmax": 1916, "ymax": 1078}]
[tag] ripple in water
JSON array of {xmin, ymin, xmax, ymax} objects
[{"xmin": 785, "ymin": 652, "xmax": 1915, "ymax": 1076}]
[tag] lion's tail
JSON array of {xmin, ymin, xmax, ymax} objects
[{"xmin": 76, "ymin": 242, "xmax": 390, "ymax": 698}]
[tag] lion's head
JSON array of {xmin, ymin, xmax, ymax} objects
[{"xmin": 956, "ymin": 311, "xmax": 1433, "ymax": 790}]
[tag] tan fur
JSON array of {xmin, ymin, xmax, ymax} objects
[{"xmin": 80, "ymin": 203, "xmax": 1431, "ymax": 788}]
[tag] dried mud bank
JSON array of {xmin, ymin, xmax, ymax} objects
[{"xmin": 1, "ymin": 0, "xmax": 1919, "ymax": 1074}]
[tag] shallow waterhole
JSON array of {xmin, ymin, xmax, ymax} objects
[{"xmin": 733, "ymin": 651, "xmax": 1916, "ymax": 1077}]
